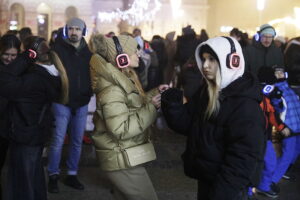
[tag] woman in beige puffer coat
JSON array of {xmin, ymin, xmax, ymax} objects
[{"xmin": 89, "ymin": 34, "xmax": 168, "ymax": 200}]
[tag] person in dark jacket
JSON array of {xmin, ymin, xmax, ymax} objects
[
  {"xmin": 243, "ymin": 24, "xmax": 284, "ymax": 76},
  {"xmin": 162, "ymin": 36, "xmax": 266, "ymax": 200},
  {"xmin": 284, "ymin": 37, "xmax": 300, "ymax": 87},
  {"xmin": 0, "ymin": 36, "xmax": 67, "ymax": 200},
  {"xmin": 0, "ymin": 34, "xmax": 21, "ymax": 200},
  {"xmin": 47, "ymin": 17, "xmax": 92, "ymax": 193}
]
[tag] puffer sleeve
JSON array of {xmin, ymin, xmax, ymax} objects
[{"xmin": 100, "ymin": 85, "xmax": 157, "ymax": 140}]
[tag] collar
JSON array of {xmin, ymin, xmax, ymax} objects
[{"xmin": 39, "ymin": 64, "xmax": 59, "ymax": 76}]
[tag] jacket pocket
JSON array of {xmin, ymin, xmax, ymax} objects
[{"xmin": 95, "ymin": 149, "xmax": 126, "ymax": 171}]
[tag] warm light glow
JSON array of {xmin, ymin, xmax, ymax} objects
[
  {"xmin": 97, "ymin": 0, "xmax": 161, "ymax": 26},
  {"xmin": 9, "ymin": 20, "xmax": 18, "ymax": 30},
  {"xmin": 295, "ymin": 7, "xmax": 300, "ymax": 28},
  {"xmin": 257, "ymin": 0, "xmax": 265, "ymax": 11},
  {"xmin": 220, "ymin": 26, "xmax": 233, "ymax": 33},
  {"xmin": 37, "ymin": 15, "xmax": 45, "ymax": 24},
  {"xmin": 170, "ymin": 0, "xmax": 184, "ymax": 19},
  {"xmin": 265, "ymin": 7, "xmax": 300, "ymax": 31}
]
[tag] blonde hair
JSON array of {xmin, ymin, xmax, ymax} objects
[
  {"xmin": 204, "ymin": 67, "xmax": 221, "ymax": 119},
  {"xmin": 49, "ymin": 51, "xmax": 69, "ymax": 104}
]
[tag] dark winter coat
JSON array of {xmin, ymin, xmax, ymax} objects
[
  {"xmin": 0, "ymin": 54, "xmax": 60, "ymax": 145},
  {"xmin": 175, "ymin": 34, "xmax": 200, "ymax": 67},
  {"xmin": 284, "ymin": 37, "xmax": 300, "ymax": 85},
  {"xmin": 243, "ymin": 40, "xmax": 284, "ymax": 75},
  {"xmin": 162, "ymin": 72, "xmax": 266, "ymax": 200},
  {"xmin": 52, "ymin": 38, "xmax": 92, "ymax": 109},
  {"xmin": 0, "ymin": 61, "xmax": 10, "ymax": 138}
]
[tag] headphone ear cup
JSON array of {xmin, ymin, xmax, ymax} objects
[
  {"xmin": 116, "ymin": 54, "xmax": 130, "ymax": 68},
  {"xmin": 63, "ymin": 25, "xmax": 68, "ymax": 38},
  {"xmin": 82, "ymin": 23, "xmax": 87, "ymax": 36},
  {"xmin": 254, "ymin": 31, "xmax": 260, "ymax": 41},
  {"xmin": 227, "ymin": 53, "xmax": 240, "ymax": 69},
  {"xmin": 82, "ymin": 27, "xmax": 87, "ymax": 36}
]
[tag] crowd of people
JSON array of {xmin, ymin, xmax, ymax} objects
[{"xmin": 0, "ymin": 17, "xmax": 300, "ymax": 200}]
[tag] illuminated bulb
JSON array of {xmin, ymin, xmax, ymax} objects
[{"xmin": 97, "ymin": 0, "xmax": 161, "ymax": 25}]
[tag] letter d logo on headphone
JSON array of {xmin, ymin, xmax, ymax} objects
[{"xmin": 113, "ymin": 36, "xmax": 130, "ymax": 68}]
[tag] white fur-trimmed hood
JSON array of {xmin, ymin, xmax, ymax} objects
[{"xmin": 195, "ymin": 36, "xmax": 245, "ymax": 89}]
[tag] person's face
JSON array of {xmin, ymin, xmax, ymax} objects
[
  {"xmin": 260, "ymin": 34, "xmax": 274, "ymax": 48},
  {"xmin": 67, "ymin": 26, "xmax": 83, "ymax": 43},
  {"xmin": 37, "ymin": 41, "xmax": 51, "ymax": 64},
  {"xmin": 1, "ymin": 47, "xmax": 18, "ymax": 65},
  {"xmin": 129, "ymin": 50, "xmax": 140, "ymax": 68},
  {"xmin": 133, "ymin": 30, "xmax": 141, "ymax": 37},
  {"xmin": 274, "ymin": 40, "xmax": 282, "ymax": 48},
  {"xmin": 274, "ymin": 69, "xmax": 285, "ymax": 79},
  {"xmin": 202, "ymin": 52, "xmax": 219, "ymax": 81}
]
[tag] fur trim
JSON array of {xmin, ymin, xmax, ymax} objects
[{"xmin": 89, "ymin": 34, "xmax": 108, "ymax": 58}]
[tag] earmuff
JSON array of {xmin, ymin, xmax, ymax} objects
[
  {"xmin": 112, "ymin": 36, "xmax": 130, "ymax": 68},
  {"xmin": 254, "ymin": 25, "xmax": 276, "ymax": 41},
  {"xmin": 222, "ymin": 36, "xmax": 240, "ymax": 69},
  {"xmin": 62, "ymin": 23, "xmax": 88, "ymax": 38}
]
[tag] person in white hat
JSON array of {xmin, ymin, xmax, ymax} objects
[{"xmin": 162, "ymin": 36, "xmax": 266, "ymax": 200}]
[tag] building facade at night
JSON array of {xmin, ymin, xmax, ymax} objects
[
  {"xmin": 0, "ymin": 0, "xmax": 208, "ymax": 40},
  {"xmin": 0, "ymin": 0, "xmax": 300, "ymax": 40}
]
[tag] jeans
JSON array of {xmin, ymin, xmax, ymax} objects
[{"xmin": 47, "ymin": 103, "xmax": 88, "ymax": 175}]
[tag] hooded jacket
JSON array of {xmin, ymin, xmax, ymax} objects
[
  {"xmin": 0, "ymin": 53, "xmax": 60, "ymax": 145},
  {"xmin": 89, "ymin": 38, "xmax": 159, "ymax": 171},
  {"xmin": 0, "ymin": 61, "xmax": 10, "ymax": 137},
  {"xmin": 162, "ymin": 37, "xmax": 266, "ymax": 200}
]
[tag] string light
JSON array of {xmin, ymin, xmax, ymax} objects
[
  {"xmin": 170, "ymin": 0, "xmax": 184, "ymax": 19},
  {"xmin": 97, "ymin": 0, "xmax": 162, "ymax": 26}
]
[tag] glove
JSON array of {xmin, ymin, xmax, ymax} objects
[
  {"xmin": 161, "ymin": 88, "xmax": 183, "ymax": 105},
  {"xmin": 269, "ymin": 86, "xmax": 282, "ymax": 99}
]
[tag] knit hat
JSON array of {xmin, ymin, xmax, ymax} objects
[
  {"xmin": 89, "ymin": 34, "xmax": 138, "ymax": 66},
  {"xmin": 195, "ymin": 36, "xmax": 245, "ymax": 89},
  {"xmin": 259, "ymin": 24, "xmax": 276, "ymax": 37},
  {"xmin": 66, "ymin": 17, "xmax": 85, "ymax": 30}
]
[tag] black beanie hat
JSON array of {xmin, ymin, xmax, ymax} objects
[
  {"xmin": 199, "ymin": 44, "xmax": 220, "ymax": 66},
  {"xmin": 257, "ymin": 66, "xmax": 277, "ymax": 84}
]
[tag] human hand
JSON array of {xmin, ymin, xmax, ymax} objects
[
  {"xmin": 281, "ymin": 127, "xmax": 291, "ymax": 137},
  {"xmin": 151, "ymin": 94, "xmax": 161, "ymax": 109},
  {"xmin": 158, "ymin": 84, "xmax": 170, "ymax": 94}
]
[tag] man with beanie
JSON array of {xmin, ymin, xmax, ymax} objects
[
  {"xmin": 243, "ymin": 24, "xmax": 284, "ymax": 76},
  {"xmin": 47, "ymin": 17, "xmax": 92, "ymax": 193}
]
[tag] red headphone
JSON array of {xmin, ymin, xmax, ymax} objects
[
  {"xmin": 222, "ymin": 36, "xmax": 240, "ymax": 69},
  {"xmin": 112, "ymin": 36, "xmax": 130, "ymax": 68}
]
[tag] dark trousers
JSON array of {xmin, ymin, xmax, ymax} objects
[
  {"xmin": 197, "ymin": 181, "xmax": 248, "ymax": 200},
  {"xmin": 6, "ymin": 143, "xmax": 47, "ymax": 200},
  {"xmin": 0, "ymin": 136, "xmax": 9, "ymax": 200}
]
